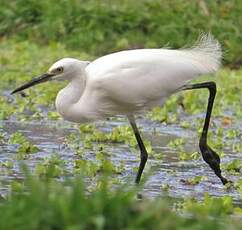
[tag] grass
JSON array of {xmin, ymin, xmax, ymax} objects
[
  {"xmin": 0, "ymin": 0, "xmax": 242, "ymax": 229},
  {"xmin": 1, "ymin": 169, "xmax": 242, "ymax": 230},
  {"xmin": 0, "ymin": 0, "xmax": 242, "ymax": 65}
]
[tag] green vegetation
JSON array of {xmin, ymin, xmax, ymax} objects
[
  {"xmin": 0, "ymin": 0, "xmax": 242, "ymax": 65},
  {"xmin": 0, "ymin": 0, "xmax": 242, "ymax": 229},
  {"xmin": 9, "ymin": 132, "xmax": 39, "ymax": 157},
  {"xmin": 1, "ymin": 171, "xmax": 242, "ymax": 230}
]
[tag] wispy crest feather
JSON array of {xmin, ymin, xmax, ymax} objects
[{"xmin": 181, "ymin": 33, "xmax": 222, "ymax": 73}]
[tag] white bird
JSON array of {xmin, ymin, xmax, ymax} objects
[{"xmin": 12, "ymin": 34, "xmax": 229, "ymax": 185}]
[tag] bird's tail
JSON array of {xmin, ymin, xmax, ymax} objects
[{"xmin": 181, "ymin": 33, "xmax": 222, "ymax": 74}]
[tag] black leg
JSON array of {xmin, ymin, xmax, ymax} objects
[
  {"xmin": 128, "ymin": 115, "xmax": 148, "ymax": 184},
  {"xmin": 181, "ymin": 81, "xmax": 229, "ymax": 185}
]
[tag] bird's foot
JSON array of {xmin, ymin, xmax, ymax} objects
[{"xmin": 199, "ymin": 143, "xmax": 231, "ymax": 185}]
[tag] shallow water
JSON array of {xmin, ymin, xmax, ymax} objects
[{"xmin": 0, "ymin": 117, "xmax": 241, "ymax": 202}]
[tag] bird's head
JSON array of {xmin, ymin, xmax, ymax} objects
[{"xmin": 11, "ymin": 58, "xmax": 90, "ymax": 94}]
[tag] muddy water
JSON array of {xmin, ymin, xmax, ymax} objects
[{"xmin": 0, "ymin": 118, "xmax": 241, "ymax": 202}]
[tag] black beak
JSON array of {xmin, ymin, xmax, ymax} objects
[{"xmin": 11, "ymin": 73, "xmax": 54, "ymax": 95}]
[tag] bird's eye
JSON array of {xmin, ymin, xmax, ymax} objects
[{"xmin": 56, "ymin": 67, "xmax": 64, "ymax": 73}]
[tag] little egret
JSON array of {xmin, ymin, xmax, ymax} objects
[{"xmin": 12, "ymin": 34, "xmax": 229, "ymax": 185}]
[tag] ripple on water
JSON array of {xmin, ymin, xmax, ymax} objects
[{"xmin": 0, "ymin": 119, "xmax": 241, "ymax": 203}]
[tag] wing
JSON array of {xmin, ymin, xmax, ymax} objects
[{"xmin": 85, "ymin": 34, "xmax": 221, "ymax": 110}]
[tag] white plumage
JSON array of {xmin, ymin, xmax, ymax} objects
[{"xmin": 53, "ymin": 34, "xmax": 221, "ymax": 123}]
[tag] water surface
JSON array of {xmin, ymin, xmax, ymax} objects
[{"xmin": 0, "ymin": 117, "xmax": 241, "ymax": 202}]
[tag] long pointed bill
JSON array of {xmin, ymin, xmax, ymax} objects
[{"xmin": 11, "ymin": 73, "xmax": 54, "ymax": 94}]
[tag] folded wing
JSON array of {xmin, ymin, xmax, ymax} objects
[{"xmin": 84, "ymin": 34, "xmax": 222, "ymax": 113}]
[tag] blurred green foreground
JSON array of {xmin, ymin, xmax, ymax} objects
[{"xmin": 0, "ymin": 0, "xmax": 242, "ymax": 229}]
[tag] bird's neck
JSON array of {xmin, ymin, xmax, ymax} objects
[{"xmin": 55, "ymin": 75, "xmax": 85, "ymax": 121}]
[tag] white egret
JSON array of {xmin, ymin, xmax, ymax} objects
[{"xmin": 12, "ymin": 34, "xmax": 229, "ymax": 185}]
